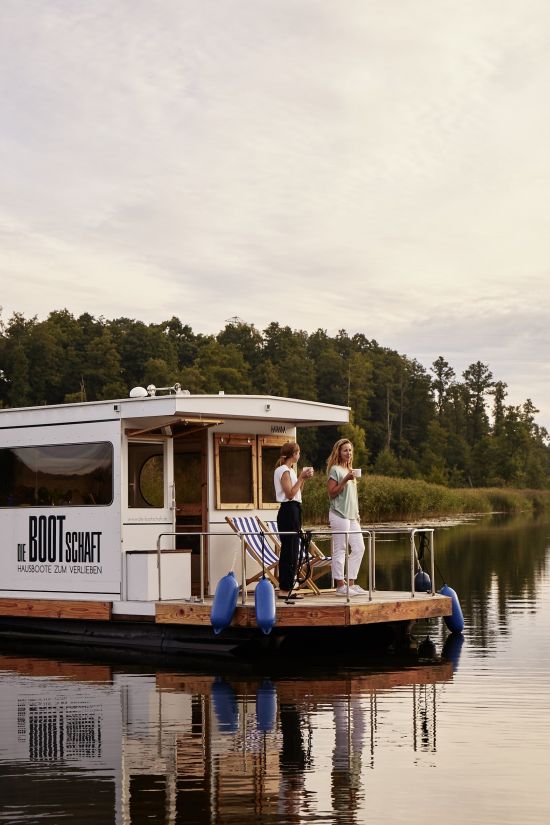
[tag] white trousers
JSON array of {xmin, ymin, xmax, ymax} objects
[{"xmin": 329, "ymin": 512, "xmax": 365, "ymax": 581}]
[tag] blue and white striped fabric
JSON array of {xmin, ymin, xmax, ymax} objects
[
  {"xmin": 264, "ymin": 521, "xmax": 281, "ymax": 542},
  {"xmin": 231, "ymin": 516, "xmax": 279, "ymax": 567}
]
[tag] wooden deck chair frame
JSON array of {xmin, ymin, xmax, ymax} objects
[
  {"xmin": 257, "ymin": 519, "xmax": 333, "ymax": 595},
  {"xmin": 225, "ymin": 515, "xmax": 280, "ymax": 588}
]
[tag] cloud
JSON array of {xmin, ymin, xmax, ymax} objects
[{"xmin": 1, "ymin": 0, "xmax": 550, "ymax": 426}]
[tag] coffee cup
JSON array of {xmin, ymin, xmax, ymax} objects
[
  {"xmin": 303, "ymin": 466, "xmax": 314, "ymax": 476},
  {"xmin": 352, "ymin": 468, "xmax": 362, "ymax": 478}
]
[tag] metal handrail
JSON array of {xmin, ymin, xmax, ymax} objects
[{"xmin": 151, "ymin": 526, "xmax": 436, "ymax": 605}]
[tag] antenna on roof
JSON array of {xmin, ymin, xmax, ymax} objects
[
  {"xmin": 224, "ymin": 316, "xmax": 244, "ymax": 325},
  {"xmin": 129, "ymin": 383, "xmax": 190, "ymax": 398}
]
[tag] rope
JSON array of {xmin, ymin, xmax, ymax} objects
[
  {"xmin": 433, "ymin": 558, "xmax": 447, "ymax": 587},
  {"xmin": 415, "ymin": 531, "xmax": 447, "ymax": 587},
  {"xmin": 287, "ymin": 529, "xmax": 312, "ymax": 599},
  {"xmin": 296, "ymin": 530, "xmax": 312, "ymax": 586},
  {"xmin": 413, "ymin": 535, "xmax": 423, "ymax": 573},
  {"xmin": 418, "ymin": 532, "xmax": 428, "ymax": 562}
]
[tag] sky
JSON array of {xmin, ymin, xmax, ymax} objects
[{"xmin": 1, "ymin": 1, "xmax": 550, "ymax": 427}]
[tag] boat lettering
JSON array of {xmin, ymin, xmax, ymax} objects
[
  {"xmin": 65, "ymin": 532, "xmax": 102, "ymax": 563},
  {"xmin": 17, "ymin": 563, "xmax": 53, "ymax": 574},
  {"xmin": 26, "ymin": 516, "xmax": 102, "ymax": 564},
  {"xmin": 28, "ymin": 515, "xmax": 66, "ymax": 562}
]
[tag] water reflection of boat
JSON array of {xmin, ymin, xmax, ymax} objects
[{"xmin": 0, "ymin": 651, "xmax": 453, "ymax": 824}]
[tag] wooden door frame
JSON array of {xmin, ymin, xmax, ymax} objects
[{"xmin": 174, "ymin": 427, "xmax": 209, "ymax": 594}]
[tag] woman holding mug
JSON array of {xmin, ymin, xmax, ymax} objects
[
  {"xmin": 326, "ymin": 438, "xmax": 365, "ymax": 596},
  {"xmin": 274, "ymin": 442, "xmax": 313, "ymax": 599}
]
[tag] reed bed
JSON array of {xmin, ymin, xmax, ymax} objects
[{"xmin": 302, "ymin": 473, "xmax": 550, "ymax": 524}]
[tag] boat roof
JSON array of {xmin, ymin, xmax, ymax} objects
[{"xmin": 0, "ymin": 393, "xmax": 350, "ymax": 429}]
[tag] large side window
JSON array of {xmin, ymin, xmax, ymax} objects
[
  {"xmin": 257, "ymin": 436, "xmax": 290, "ymax": 508},
  {"xmin": 214, "ymin": 434, "xmax": 257, "ymax": 509},
  {"xmin": 0, "ymin": 443, "xmax": 113, "ymax": 507},
  {"xmin": 128, "ymin": 442, "xmax": 165, "ymax": 508}
]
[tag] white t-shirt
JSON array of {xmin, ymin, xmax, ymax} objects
[{"xmin": 274, "ymin": 464, "xmax": 301, "ymax": 503}]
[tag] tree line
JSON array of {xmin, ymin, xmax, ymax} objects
[{"xmin": 1, "ymin": 309, "xmax": 548, "ymax": 488}]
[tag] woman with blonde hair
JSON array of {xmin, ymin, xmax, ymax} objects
[
  {"xmin": 274, "ymin": 442, "xmax": 313, "ymax": 599},
  {"xmin": 326, "ymin": 438, "xmax": 365, "ymax": 596}
]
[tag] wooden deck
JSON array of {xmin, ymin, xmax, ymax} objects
[
  {"xmin": 0, "ymin": 598, "xmax": 111, "ymax": 621},
  {"xmin": 0, "ymin": 591, "xmax": 450, "ymax": 631},
  {"xmin": 156, "ymin": 590, "xmax": 451, "ymax": 628}
]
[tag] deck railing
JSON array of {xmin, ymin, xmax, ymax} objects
[{"xmin": 152, "ymin": 526, "xmax": 436, "ymax": 605}]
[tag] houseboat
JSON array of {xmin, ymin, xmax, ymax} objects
[{"xmin": 0, "ymin": 385, "xmax": 452, "ymax": 657}]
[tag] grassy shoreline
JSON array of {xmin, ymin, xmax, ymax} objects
[{"xmin": 302, "ymin": 473, "xmax": 550, "ymax": 524}]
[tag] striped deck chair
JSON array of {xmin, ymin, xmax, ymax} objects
[
  {"xmin": 225, "ymin": 515, "xmax": 280, "ymax": 588},
  {"xmin": 258, "ymin": 519, "xmax": 333, "ymax": 595}
]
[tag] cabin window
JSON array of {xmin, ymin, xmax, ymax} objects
[
  {"xmin": 0, "ymin": 442, "xmax": 113, "ymax": 507},
  {"xmin": 128, "ymin": 442, "xmax": 165, "ymax": 508},
  {"xmin": 258, "ymin": 436, "xmax": 291, "ymax": 508},
  {"xmin": 214, "ymin": 434, "xmax": 257, "ymax": 509}
]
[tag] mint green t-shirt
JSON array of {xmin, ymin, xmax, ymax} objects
[{"xmin": 328, "ymin": 465, "xmax": 360, "ymax": 520}]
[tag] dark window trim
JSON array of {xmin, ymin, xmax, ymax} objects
[{"xmin": 0, "ymin": 441, "xmax": 114, "ymax": 508}]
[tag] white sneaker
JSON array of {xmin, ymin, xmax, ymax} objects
[
  {"xmin": 335, "ymin": 584, "xmax": 359, "ymax": 596},
  {"xmin": 351, "ymin": 584, "xmax": 367, "ymax": 595}
]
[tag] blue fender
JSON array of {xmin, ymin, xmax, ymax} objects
[
  {"xmin": 439, "ymin": 584, "xmax": 465, "ymax": 634},
  {"xmin": 414, "ymin": 569, "xmax": 432, "ymax": 592},
  {"xmin": 211, "ymin": 678, "xmax": 239, "ymax": 733},
  {"xmin": 256, "ymin": 679, "xmax": 277, "ymax": 732},
  {"xmin": 210, "ymin": 571, "xmax": 239, "ymax": 635},
  {"xmin": 255, "ymin": 577, "xmax": 276, "ymax": 635}
]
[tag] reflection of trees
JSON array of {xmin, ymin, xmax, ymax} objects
[
  {"xmin": 435, "ymin": 514, "xmax": 549, "ymax": 649},
  {"xmin": 400, "ymin": 514, "xmax": 550, "ymax": 653}
]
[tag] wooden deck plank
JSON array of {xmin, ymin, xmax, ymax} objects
[
  {"xmin": 156, "ymin": 602, "xmax": 212, "ymax": 625},
  {"xmin": 155, "ymin": 592, "xmax": 451, "ymax": 628},
  {"xmin": 0, "ymin": 598, "xmax": 111, "ymax": 621},
  {"xmin": 349, "ymin": 595, "xmax": 452, "ymax": 625}
]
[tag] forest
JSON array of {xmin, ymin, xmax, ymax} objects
[{"xmin": 0, "ymin": 309, "xmax": 549, "ymax": 489}]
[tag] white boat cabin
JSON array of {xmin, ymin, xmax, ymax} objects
[{"xmin": 0, "ymin": 388, "xmax": 348, "ymax": 606}]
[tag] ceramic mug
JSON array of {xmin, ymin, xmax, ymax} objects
[{"xmin": 352, "ymin": 468, "xmax": 362, "ymax": 478}]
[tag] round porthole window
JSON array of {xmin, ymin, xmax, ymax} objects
[{"xmin": 139, "ymin": 455, "xmax": 164, "ymax": 507}]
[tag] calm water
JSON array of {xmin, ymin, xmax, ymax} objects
[{"xmin": 1, "ymin": 514, "xmax": 549, "ymax": 824}]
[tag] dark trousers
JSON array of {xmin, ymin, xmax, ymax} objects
[{"xmin": 277, "ymin": 501, "xmax": 302, "ymax": 591}]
